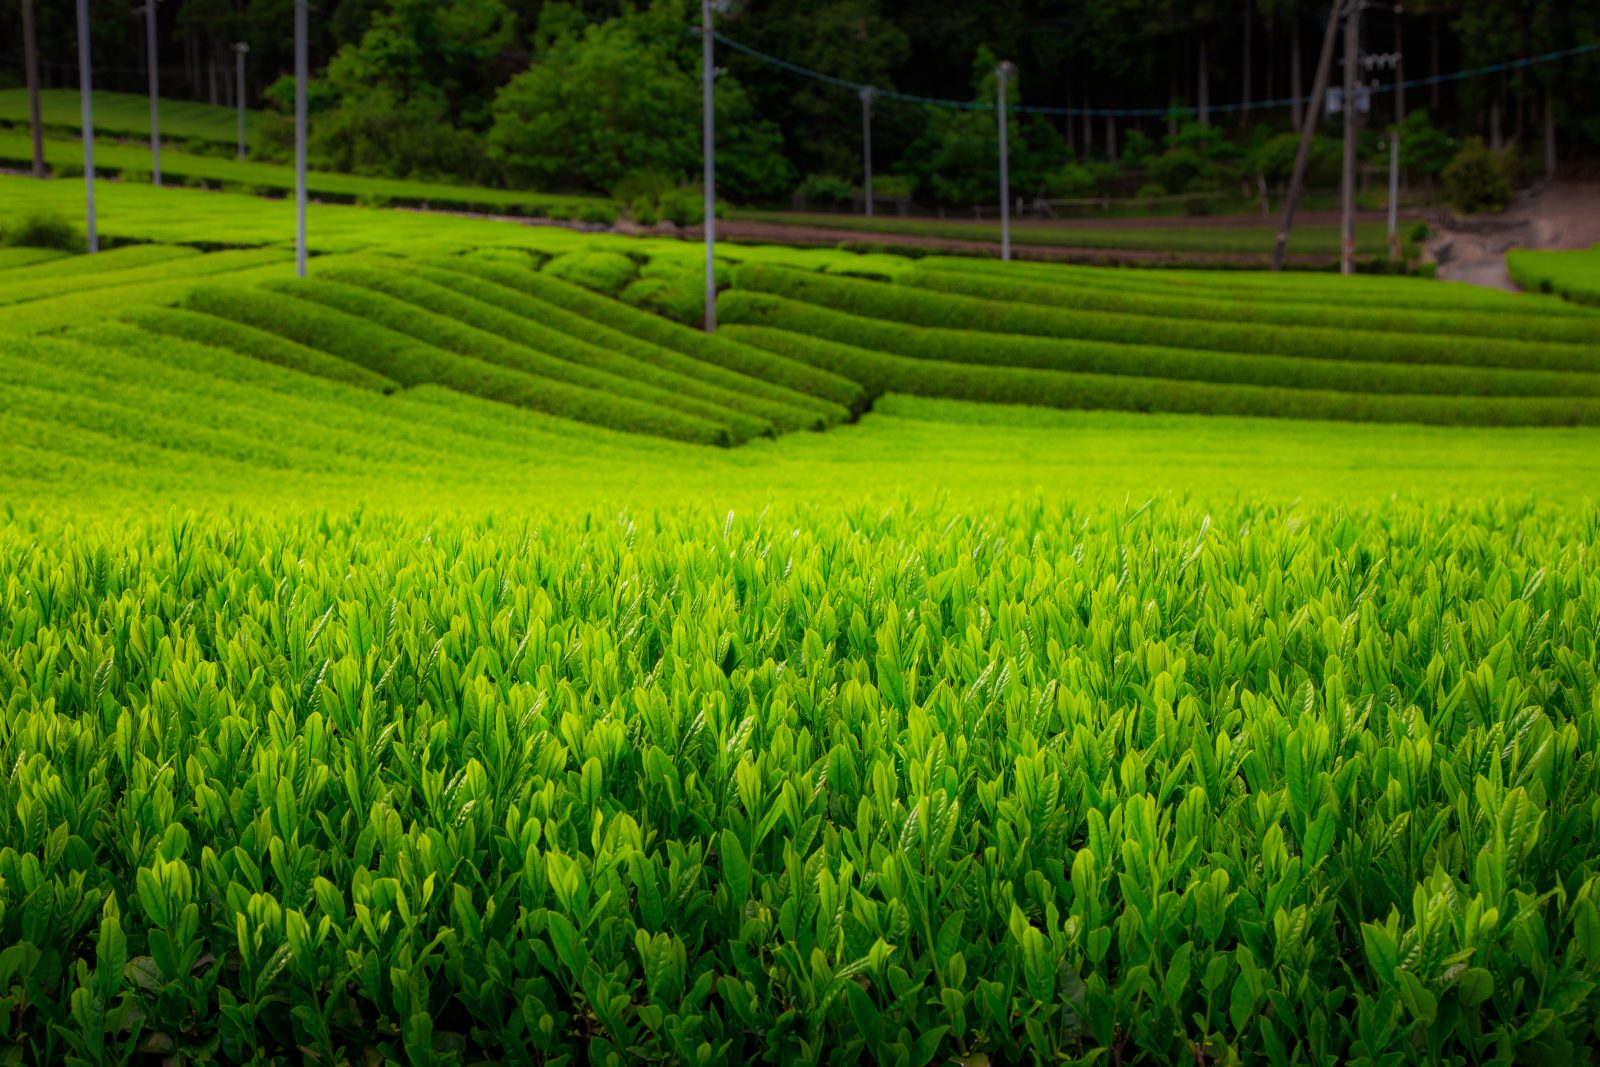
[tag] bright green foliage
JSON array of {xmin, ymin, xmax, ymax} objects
[
  {"xmin": 0, "ymin": 248, "xmax": 290, "ymax": 309},
  {"xmin": 731, "ymin": 263, "xmax": 1600, "ymax": 376},
  {"xmin": 121, "ymin": 307, "xmax": 399, "ymax": 393},
  {"xmin": 0, "ymin": 88, "xmax": 258, "ymax": 148},
  {"xmin": 0, "ymin": 248, "xmax": 70, "ymax": 271},
  {"xmin": 1509, "ymin": 247, "xmax": 1600, "ymax": 308},
  {"xmin": 444, "ymin": 256, "xmax": 865, "ymax": 412},
  {"xmin": 181, "ymin": 283, "xmax": 732, "ymax": 446},
  {"xmin": 2, "ymin": 497, "xmax": 1599, "ymax": 1064},
  {"xmin": 540, "ymin": 250, "xmax": 642, "ymax": 297}
]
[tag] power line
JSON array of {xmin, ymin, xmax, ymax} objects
[{"xmin": 714, "ymin": 31, "xmax": 1600, "ymax": 119}]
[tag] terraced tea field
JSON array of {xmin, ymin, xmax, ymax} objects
[{"xmin": 3, "ymin": 177, "xmax": 1600, "ymax": 1065}]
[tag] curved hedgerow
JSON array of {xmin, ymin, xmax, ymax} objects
[
  {"xmin": 425, "ymin": 257, "xmax": 835, "ymax": 430},
  {"xmin": 448, "ymin": 254, "xmax": 866, "ymax": 412},
  {"xmin": 719, "ymin": 290, "xmax": 1600, "ymax": 404},
  {"xmin": 260, "ymin": 278, "xmax": 749, "ymax": 445},
  {"xmin": 732, "ymin": 263, "xmax": 1600, "ymax": 375},
  {"xmin": 902, "ymin": 266, "xmax": 1600, "ymax": 347},
  {"xmin": 721, "ymin": 322, "xmax": 1600, "ymax": 426},
  {"xmin": 122, "ymin": 306, "xmax": 397, "ymax": 392},
  {"xmin": 181, "ymin": 284, "xmax": 733, "ymax": 445},
  {"xmin": 311, "ymin": 264, "xmax": 775, "ymax": 442}
]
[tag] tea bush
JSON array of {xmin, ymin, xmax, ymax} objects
[{"xmin": 2, "ymin": 499, "xmax": 1598, "ymax": 1064}]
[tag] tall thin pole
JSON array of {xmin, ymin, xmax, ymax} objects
[
  {"xmin": 1341, "ymin": 0, "xmax": 1361, "ymax": 275},
  {"xmin": 702, "ymin": 0, "xmax": 716, "ymax": 332},
  {"xmin": 143, "ymin": 1, "xmax": 161, "ymax": 185},
  {"xmin": 997, "ymin": 62, "xmax": 1014, "ymax": 262},
  {"xmin": 861, "ymin": 86, "xmax": 876, "ymax": 218},
  {"xmin": 21, "ymin": 0, "xmax": 44, "ymax": 178},
  {"xmin": 234, "ymin": 43, "xmax": 249, "ymax": 160},
  {"xmin": 1271, "ymin": 0, "xmax": 1343, "ymax": 272},
  {"xmin": 76, "ymin": 0, "xmax": 97, "ymax": 253},
  {"xmin": 1387, "ymin": 129, "xmax": 1400, "ymax": 262},
  {"xmin": 294, "ymin": 0, "xmax": 307, "ymax": 277}
]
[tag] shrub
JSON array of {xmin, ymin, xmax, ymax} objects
[
  {"xmin": 541, "ymin": 251, "xmax": 640, "ymax": 297},
  {"xmin": 659, "ymin": 187, "xmax": 704, "ymax": 228},
  {"xmin": 730, "ymin": 263, "xmax": 1600, "ymax": 376},
  {"xmin": 49, "ymin": 161, "xmax": 84, "ymax": 180},
  {"xmin": 123, "ymin": 306, "xmax": 397, "ymax": 392},
  {"xmin": 1, "ymin": 210, "xmax": 84, "ymax": 253},
  {"xmin": 630, "ymin": 196, "xmax": 661, "ymax": 227},
  {"xmin": 1442, "ymin": 137, "xmax": 1515, "ymax": 214},
  {"xmin": 577, "ymin": 202, "xmax": 620, "ymax": 226},
  {"xmin": 184, "ymin": 282, "xmax": 731, "ymax": 446},
  {"xmin": 120, "ymin": 168, "xmax": 152, "ymax": 186},
  {"xmin": 315, "ymin": 263, "xmax": 770, "ymax": 442},
  {"xmin": 719, "ymin": 290, "xmax": 1600, "ymax": 404},
  {"xmin": 796, "ymin": 174, "xmax": 856, "ymax": 209},
  {"xmin": 447, "ymin": 256, "xmax": 862, "ymax": 410},
  {"xmin": 720, "ymin": 322, "xmax": 1600, "ymax": 426},
  {"xmin": 418, "ymin": 258, "xmax": 833, "ymax": 431}
]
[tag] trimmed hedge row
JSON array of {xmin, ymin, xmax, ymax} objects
[
  {"xmin": 0, "ymin": 243, "xmax": 198, "ymax": 282},
  {"xmin": 1508, "ymin": 248, "xmax": 1600, "ymax": 309},
  {"xmin": 721, "ymin": 323, "xmax": 1600, "ymax": 427},
  {"xmin": 1, "ymin": 248, "xmax": 290, "ymax": 308},
  {"xmin": 264, "ymin": 277, "xmax": 749, "ymax": 445},
  {"xmin": 416, "ymin": 261, "xmax": 832, "ymax": 432},
  {"xmin": 917, "ymin": 256, "xmax": 1600, "ymax": 317},
  {"xmin": 540, "ymin": 250, "xmax": 641, "ymax": 298},
  {"xmin": 181, "ymin": 284, "xmax": 733, "ymax": 446},
  {"xmin": 719, "ymin": 290, "xmax": 1600, "ymax": 400},
  {"xmin": 903, "ymin": 267, "xmax": 1600, "ymax": 346},
  {"xmin": 0, "ymin": 248, "xmax": 70, "ymax": 271},
  {"xmin": 732, "ymin": 263, "xmax": 1600, "ymax": 376},
  {"xmin": 448, "ymin": 255, "xmax": 865, "ymax": 412},
  {"xmin": 316, "ymin": 262, "xmax": 774, "ymax": 441},
  {"xmin": 123, "ymin": 306, "xmax": 397, "ymax": 393}
]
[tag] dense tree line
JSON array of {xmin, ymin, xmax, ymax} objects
[{"xmin": 4, "ymin": 0, "xmax": 1598, "ymax": 207}]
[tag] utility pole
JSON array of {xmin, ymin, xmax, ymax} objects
[
  {"xmin": 861, "ymin": 86, "xmax": 877, "ymax": 217},
  {"xmin": 701, "ymin": 0, "xmax": 720, "ymax": 332},
  {"xmin": 76, "ymin": 0, "xmax": 98, "ymax": 252},
  {"xmin": 21, "ymin": 0, "xmax": 44, "ymax": 178},
  {"xmin": 997, "ymin": 61, "xmax": 1015, "ymax": 262},
  {"xmin": 295, "ymin": 0, "xmax": 307, "ymax": 277},
  {"xmin": 139, "ymin": 0, "xmax": 161, "ymax": 185},
  {"xmin": 234, "ymin": 42, "xmax": 249, "ymax": 159},
  {"xmin": 1341, "ymin": 0, "xmax": 1361, "ymax": 275},
  {"xmin": 1388, "ymin": 130, "xmax": 1400, "ymax": 262},
  {"xmin": 1271, "ymin": 0, "xmax": 1344, "ymax": 272}
]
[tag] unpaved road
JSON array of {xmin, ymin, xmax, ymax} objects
[{"xmin": 1426, "ymin": 183, "xmax": 1600, "ymax": 291}]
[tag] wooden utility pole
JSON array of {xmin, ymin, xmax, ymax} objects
[
  {"xmin": 1272, "ymin": 0, "xmax": 1346, "ymax": 272},
  {"xmin": 21, "ymin": 0, "xmax": 44, "ymax": 177}
]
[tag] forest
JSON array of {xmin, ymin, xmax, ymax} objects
[{"xmin": 4, "ymin": 0, "xmax": 1599, "ymax": 208}]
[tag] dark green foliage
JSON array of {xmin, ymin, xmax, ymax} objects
[
  {"xmin": 121, "ymin": 306, "xmax": 398, "ymax": 392},
  {"xmin": 444, "ymin": 255, "xmax": 865, "ymax": 412},
  {"xmin": 181, "ymin": 283, "xmax": 731, "ymax": 445},
  {"xmin": 1442, "ymin": 137, "xmax": 1516, "ymax": 215},
  {"xmin": 0, "ymin": 210, "xmax": 84, "ymax": 253},
  {"xmin": 731, "ymin": 263, "xmax": 1600, "ymax": 376}
]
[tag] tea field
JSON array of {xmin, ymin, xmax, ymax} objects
[{"xmin": 4, "ymin": 177, "xmax": 1600, "ymax": 1065}]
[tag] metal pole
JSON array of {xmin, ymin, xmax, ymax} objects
[
  {"xmin": 21, "ymin": 0, "xmax": 44, "ymax": 178},
  {"xmin": 144, "ymin": 1, "xmax": 161, "ymax": 186},
  {"xmin": 1341, "ymin": 0, "xmax": 1360, "ymax": 276},
  {"xmin": 295, "ymin": 0, "xmax": 307, "ymax": 277},
  {"xmin": 702, "ymin": 0, "xmax": 716, "ymax": 332},
  {"xmin": 1272, "ymin": 0, "xmax": 1343, "ymax": 271},
  {"xmin": 1388, "ymin": 129, "xmax": 1400, "ymax": 262},
  {"xmin": 235, "ymin": 42, "xmax": 249, "ymax": 160},
  {"xmin": 76, "ymin": 0, "xmax": 97, "ymax": 253},
  {"xmin": 997, "ymin": 62, "xmax": 1014, "ymax": 262},
  {"xmin": 861, "ymin": 86, "xmax": 876, "ymax": 217}
]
